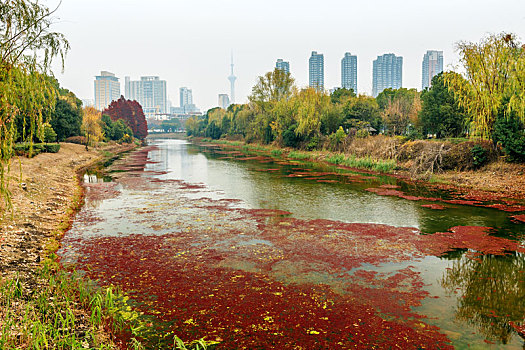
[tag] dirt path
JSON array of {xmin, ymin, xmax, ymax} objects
[{"xmin": 0, "ymin": 142, "xmax": 135, "ymax": 282}]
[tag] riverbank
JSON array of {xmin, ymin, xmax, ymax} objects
[
  {"xmin": 0, "ymin": 142, "xmax": 136, "ymax": 349},
  {"xmin": 196, "ymin": 137, "xmax": 525, "ymax": 200}
]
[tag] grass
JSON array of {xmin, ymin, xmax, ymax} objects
[
  {"xmin": 0, "ymin": 264, "xmax": 124, "ymax": 349},
  {"xmin": 325, "ymin": 153, "xmax": 397, "ymax": 173},
  {"xmin": 287, "ymin": 151, "xmax": 312, "ymax": 160}
]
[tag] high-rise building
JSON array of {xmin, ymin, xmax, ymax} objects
[
  {"xmin": 372, "ymin": 54, "xmax": 403, "ymax": 97},
  {"xmin": 124, "ymin": 76, "xmax": 167, "ymax": 118},
  {"xmin": 341, "ymin": 53, "xmax": 357, "ymax": 94},
  {"xmin": 94, "ymin": 71, "xmax": 120, "ymax": 111},
  {"xmin": 276, "ymin": 59, "xmax": 290, "ymax": 74},
  {"xmin": 422, "ymin": 50, "xmax": 443, "ymax": 90},
  {"xmin": 218, "ymin": 94, "xmax": 230, "ymax": 109},
  {"xmin": 180, "ymin": 87, "xmax": 193, "ymax": 108},
  {"xmin": 309, "ymin": 51, "xmax": 324, "ymax": 90}
]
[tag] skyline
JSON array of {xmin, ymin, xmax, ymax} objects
[{"xmin": 47, "ymin": 0, "xmax": 525, "ymax": 111}]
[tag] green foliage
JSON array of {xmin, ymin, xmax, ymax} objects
[
  {"xmin": 342, "ymin": 95, "xmax": 382, "ymax": 132},
  {"xmin": 330, "ymin": 88, "xmax": 356, "ymax": 104},
  {"xmin": 160, "ymin": 118, "xmax": 182, "ymax": 133},
  {"xmin": 287, "ymin": 151, "xmax": 311, "ymax": 160},
  {"xmin": 101, "ymin": 114, "xmax": 133, "ymax": 143},
  {"xmin": 470, "ymin": 145, "xmax": 488, "ymax": 169},
  {"xmin": 419, "ymin": 73, "xmax": 467, "ymax": 138},
  {"xmin": 282, "ymin": 125, "xmax": 301, "ymax": 148},
  {"xmin": 492, "ymin": 107, "xmax": 525, "ymax": 162},
  {"xmin": 50, "ymin": 93, "xmax": 83, "ymax": 142},
  {"xmin": 44, "ymin": 143, "xmax": 60, "ymax": 153},
  {"xmin": 325, "ymin": 153, "xmax": 396, "ymax": 173},
  {"xmin": 378, "ymin": 88, "xmax": 420, "ymax": 136},
  {"xmin": 42, "ymin": 123, "xmax": 57, "ymax": 143}
]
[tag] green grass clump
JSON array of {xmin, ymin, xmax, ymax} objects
[
  {"xmin": 288, "ymin": 151, "xmax": 311, "ymax": 160},
  {"xmin": 326, "ymin": 153, "xmax": 396, "ymax": 173},
  {"xmin": 270, "ymin": 149, "xmax": 283, "ymax": 157}
]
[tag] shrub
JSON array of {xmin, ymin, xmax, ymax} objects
[
  {"xmin": 42, "ymin": 123, "xmax": 57, "ymax": 143},
  {"xmin": 470, "ymin": 145, "xmax": 487, "ymax": 169},
  {"xmin": 44, "ymin": 143, "xmax": 61, "ymax": 153},
  {"xmin": 492, "ymin": 113, "xmax": 525, "ymax": 163},
  {"xmin": 65, "ymin": 136, "xmax": 87, "ymax": 145}
]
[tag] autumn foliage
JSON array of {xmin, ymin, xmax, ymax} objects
[{"xmin": 103, "ymin": 96, "xmax": 148, "ymax": 140}]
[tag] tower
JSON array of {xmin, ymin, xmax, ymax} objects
[
  {"xmin": 422, "ymin": 50, "xmax": 443, "ymax": 90},
  {"xmin": 309, "ymin": 51, "xmax": 324, "ymax": 91},
  {"xmin": 341, "ymin": 53, "xmax": 358, "ymax": 94},
  {"xmin": 372, "ymin": 53, "xmax": 403, "ymax": 97},
  {"xmin": 228, "ymin": 52, "xmax": 237, "ymax": 104}
]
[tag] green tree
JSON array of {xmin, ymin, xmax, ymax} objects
[
  {"xmin": 330, "ymin": 88, "xmax": 356, "ymax": 104},
  {"xmin": 160, "ymin": 119, "xmax": 182, "ymax": 133},
  {"xmin": 444, "ymin": 33, "xmax": 525, "ymax": 139},
  {"xmin": 50, "ymin": 95, "xmax": 83, "ymax": 141},
  {"xmin": 1, "ymin": 0, "xmax": 69, "ymax": 210},
  {"xmin": 342, "ymin": 95, "xmax": 381, "ymax": 132},
  {"xmin": 419, "ymin": 73, "xmax": 467, "ymax": 138}
]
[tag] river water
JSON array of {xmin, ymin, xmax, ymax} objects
[{"xmin": 60, "ymin": 139, "xmax": 525, "ymax": 349}]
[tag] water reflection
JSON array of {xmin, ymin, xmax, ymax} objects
[{"xmin": 441, "ymin": 253, "xmax": 525, "ymax": 344}]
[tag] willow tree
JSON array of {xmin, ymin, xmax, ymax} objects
[
  {"xmin": 0, "ymin": 0, "xmax": 69, "ymax": 211},
  {"xmin": 445, "ymin": 33, "xmax": 525, "ymax": 139}
]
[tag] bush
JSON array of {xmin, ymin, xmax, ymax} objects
[
  {"xmin": 42, "ymin": 123, "xmax": 57, "ymax": 143},
  {"xmin": 492, "ymin": 113, "xmax": 525, "ymax": 163},
  {"xmin": 13, "ymin": 143, "xmax": 56, "ymax": 157},
  {"xmin": 470, "ymin": 145, "xmax": 487, "ymax": 169},
  {"xmin": 44, "ymin": 143, "xmax": 61, "ymax": 153},
  {"xmin": 65, "ymin": 136, "xmax": 86, "ymax": 145}
]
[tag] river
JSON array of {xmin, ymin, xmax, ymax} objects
[{"xmin": 59, "ymin": 139, "xmax": 525, "ymax": 349}]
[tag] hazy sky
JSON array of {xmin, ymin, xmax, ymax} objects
[{"xmin": 48, "ymin": 0, "xmax": 525, "ymax": 111}]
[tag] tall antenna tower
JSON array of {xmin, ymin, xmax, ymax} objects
[{"xmin": 228, "ymin": 51, "xmax": 237, "ymax": 104}]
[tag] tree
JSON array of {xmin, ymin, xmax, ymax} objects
[
  {"xmin": 330, "ymin": 88, "xmax": 356, "ymax": 105},
  {"xmin": 160, "ymin": 119, "xmax": 182, "ymax": 133},
  {"xmin": 444, "ymin": 33, "xmax": 525, "ymax": 139},
  {"xmin": 81, "ymin": 107, "xmax": 103, "ymax": 149},
  {"xmin": 50, "ymin": 95, "xmax": 82, "ymax": 141},
  {"xmin": 249, "ymin": 68, "xmax": 296, "ymax": 107},
  {"xmin": 419, "ymin": 73, "xmax": 467, "ymax": 138},
  {"xmin": 1, "ymin": 0, "xmax": 69, "ymax": 210},
  {"xmin": 103, "ymin": 96, "xmax": 148, "ymax": 140},
  {"xmin": 293, "ymin": 88, "xmax": 331, "ymax": 139},
  {"xmin": 378, "ymin": 89, "xmax": 420, "ymax": 135},
  {"xmin": 342, "ymin": 95, "xmax": 382, "ymax": 132}
]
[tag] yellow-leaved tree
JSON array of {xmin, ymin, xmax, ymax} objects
[
  {"xmin": 444, "ymin": 33, "xmax": 525, "ymax": 139},
  {"xmin": 82, "ymin": 107, "xmax": 104, "ymax": 149}
]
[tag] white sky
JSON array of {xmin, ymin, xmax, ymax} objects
[{"xmin": 48, "ymin": 0, "xmax": 525, "ymax": 111}]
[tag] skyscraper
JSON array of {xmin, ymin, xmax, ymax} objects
[
  {"xmin": 228, "ymin": 53, "xmax": 237, "ymax": 104},
  {"xmin": 422, "ymin": 50, "xmax": 444, "ymax": 90},
  {"xmin": 372, "ymin": 54, "xmax": 403, "ymax": 97},
  {"xmin": 341, "ymin": 53, "xmax": 357, "ymax": 94},
  {"xmin": 125, "ymin": 76, "xmax": 167, "ymax": 118},
  {"xmin": 309, "ymin": 51, "xmax": 324, "ymax": 90},
  {"xmin": 180, "ymin": 87, "xmax": 193, "ymax": 108},
  {"xmin": 276, "ymin": 59, "xmax": 290, "ymax": 74},
  {"xmin": 218, "ymin": 94, "xmax": 230, "ymax": 109},
  {"xmin": 94, "ymin": 71, "xmax": 120, "ymax": 111}
]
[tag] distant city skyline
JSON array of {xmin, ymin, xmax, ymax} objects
[{"xmin": 49, "ymin": 0, "xmax": 525, "ymax": 111}]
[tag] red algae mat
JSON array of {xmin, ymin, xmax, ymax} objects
[{"xmin": 61, "ymin": 145, "xmax": 525, "ymax": 349}]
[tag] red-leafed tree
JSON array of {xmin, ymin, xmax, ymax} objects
[{"xmin": 103, "ymin": 96, "xmax": 148, "ymax": 139}]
